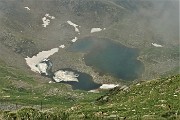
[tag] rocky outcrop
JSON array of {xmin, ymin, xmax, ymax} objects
[{"xmin": 0, "ymin": 32, "xmax": 38, "ymax": 57}]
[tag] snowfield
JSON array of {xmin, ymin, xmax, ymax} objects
[{"xmin": 25, "ymin": 48, "xmax": 59, "ymax": 73}]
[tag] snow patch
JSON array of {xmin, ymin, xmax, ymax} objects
[
  {"xmin": 67, "ymin": 21, "xmax": 80, "ymax": 34},
  {"xmin": 42, "ymin": 13, "xmax": 55, "ymax": 28},
  {"xmin": 25, "ymin": 48, "xmax": 59, "ymax": 73},
  {"xmin": 24, "ymin": 7, "xmax": 30, "ymax": 10},
  {"xmin": 36, "ymin": 62, "xmax": 48, "ymax": 75},
  {"xmin": 36, "ymin": 58, "xmax": 52, "ymax": 76},
  {"xmin": 53, "ymin": 70, "xmax": 79, "ymax": 82},
  {"xmin": 91, "ymin": 28, "xmax": 106, "ymax": 33},
  {"xmin": 42, "ymin": 17, "xmax": 50, "ymax": 28},
  {"xmin": 152, "ymin": 43, "xmax": 163, "ymax": 47},
  {"xmin": 100, "ymin": 84, "xmax": 119, "ymax": 89},
  {"xmin": 45, "ymin": 13, "xmax": 55, "ymax": 19},
  {"xmin": 59, "ymin": 45, "xmax": 65, "ymax": 48},
  {"xmin": 71, "ymin": 37, "xmax": 78, "ymax": 43}
]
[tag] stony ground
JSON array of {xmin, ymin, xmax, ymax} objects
[{"xmin": 0, "ymin": 0, "xmax": 179, "ymax": 84}]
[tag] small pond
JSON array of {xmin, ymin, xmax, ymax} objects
[
  {"xmin": 55, "ymin": 68, "xmax": 101, "ymax": 91},
  {"xmin": 37, "ymin": 59, "xmax": 101, "ymax": 91}
]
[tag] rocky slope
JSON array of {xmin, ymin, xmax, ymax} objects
[{"xmin": 0, "ymin": 0, "xmax": 179, "ymax": 89}]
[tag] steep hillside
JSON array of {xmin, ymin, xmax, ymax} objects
[
  {"xmin": 0, "ymin": 0, "xmax": 179, "ymax": 119},
  {"xmin": 70, "ymin": 75, "xmax": 179, "ymax": 119},
  {"xmin": 0, "ymin": 75, "xmax": 179, "ymax": 119},
  {"xmin": 0, "ymin": 0, "xmax": 179, "ymax": 83},
  {"xmin": 0, "ymin": 59, "xmax": 102, "ymax": 109}
]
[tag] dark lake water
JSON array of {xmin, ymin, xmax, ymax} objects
[
  {"xmin": 38, "ymin": 60, "xmax": 101, "ymax": 91},
  {"xmin": 69, "ymin": 37, "xmax": 144, "ymax": 81},
  {"xmin": 54, "ymin": 68, "xmax": 101, "ymax": 91}
]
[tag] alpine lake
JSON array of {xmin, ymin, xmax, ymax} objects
[
  {"xmin": 45, "ymin": 37, "xmax": 144, "ymax": 91},
  {"xmin": 69, "ymin": 37, "xmax": 144, "ymax": 81}
]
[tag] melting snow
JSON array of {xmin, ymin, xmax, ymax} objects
[
  {"xmin": 152, "ymin": 43, "xmax": 163, "ymax": 47},
  {"xmin": 91, "ymin": 28, "xmax": 106, "ymax": 33},
  {"xmin": 59, "ymin": 45, "xmax": 65, "ymax": 48},
  {"xmin": 42, "ymin": 17, "xmax": 50, "ymax": 28},
  {"xmin": 67, "ymin": 21, "xmax": 80, "ymax": 34},
  {"xmin": 36, "ymin": 62, "xmax": 48, "ymax": 75},
  {"xmin": 53, "ymin": 70, "xmax": 79, "ymax": 82},
  {"xmin": 42, "ymin": 13, "xmax": 55, "ymax": 28},
  {"xmin": 36, "ymin": 58, "xmax": 52, "ymax": 76},
  {"xmin": 45, "ymin": 13, "xmax": 55, "ymax": 19},
  {"xmin": 24, "ymin": 7, "xmax": 30, "ymax": 10},
  {"xmin": 25, "ymin": 48, "xmax": 59, "ymax": 73},
  {"xmin": 100, "ymin": 84, "xmax": 119, "ymax": 89},
  {"xmin": 71, "ymin": 37, "xmax": 78, "ymax": 43}
]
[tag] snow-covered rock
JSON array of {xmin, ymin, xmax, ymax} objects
[
  {"xmin": 36, "ymin": 58, "xmax": 53, "ymax": 76},
  {"xmin": 42, "ymin": 17, "xmax": 50, "ymax": 28},
  {"xmin": 24, "ymin": 7, "xmax": 30, "ymax": 10},
  {"xmin": 59, "ymin": 45, "xmax": 65, "ymax": 48},
  {"xmin": 91, "ymin": 28, "xmax": 102, "ymax": 33},
  {"xmin": 36, "ymin": 62, "xmax": 48, "ymax": 75},
  {"xmin": 53, "ymin": 70, "xmax": 79, "ymax": 82},
  {"xmin": 100, "ymin": 84, "xmax": 119, "ymax": 89},
  {"xmin": 71, "ymin": 37, "xmax": 78, "ymax": 43},
  {"xmin": 45, "ymin": 13, "xmax": 55, "ymax": 19},
  {"xmin": 91, "ymin": 28, "xmax": 106, "ymax": 33},
  {"xmin": 152, "ymin": 43, "xmax": 163, "ymax": 47},
  {"xmin": 42, "ymin": 13, "xmax": 55, "ymax": 27}
]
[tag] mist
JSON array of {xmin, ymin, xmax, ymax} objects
[{"xmin": 132, "ymin": 0, "xmax": 179, "ymax": 45}]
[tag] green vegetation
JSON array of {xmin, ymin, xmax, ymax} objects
[
  {"xmin": 67, "ymin": 75, "xmax": 180, "ymax": 119},
  {"xmin": 0, "ymin": 59, "xmax": 179, "ymax": 119},
  {"xmin": 2, "ymin": 108, "xmax": 70, "ymax": 120},
  {"xmin": 0, "ymin": 0, "xmax": 179, "ymax": 119},
  {"xmin": 0, "ymin": 60, "xmax": 102, "ymax": 108}
]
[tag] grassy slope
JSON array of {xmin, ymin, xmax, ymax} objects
[
  {"xmin": 0, "ymin": 59, "xmax": 179, "ymax": 119},
  {"xmin": 0, "ymin": 59, "xmax": 102, "ymax": 109},
  {"xmin": 68, "ymin": 75, "xmax": 180, "ymax": 119}
]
